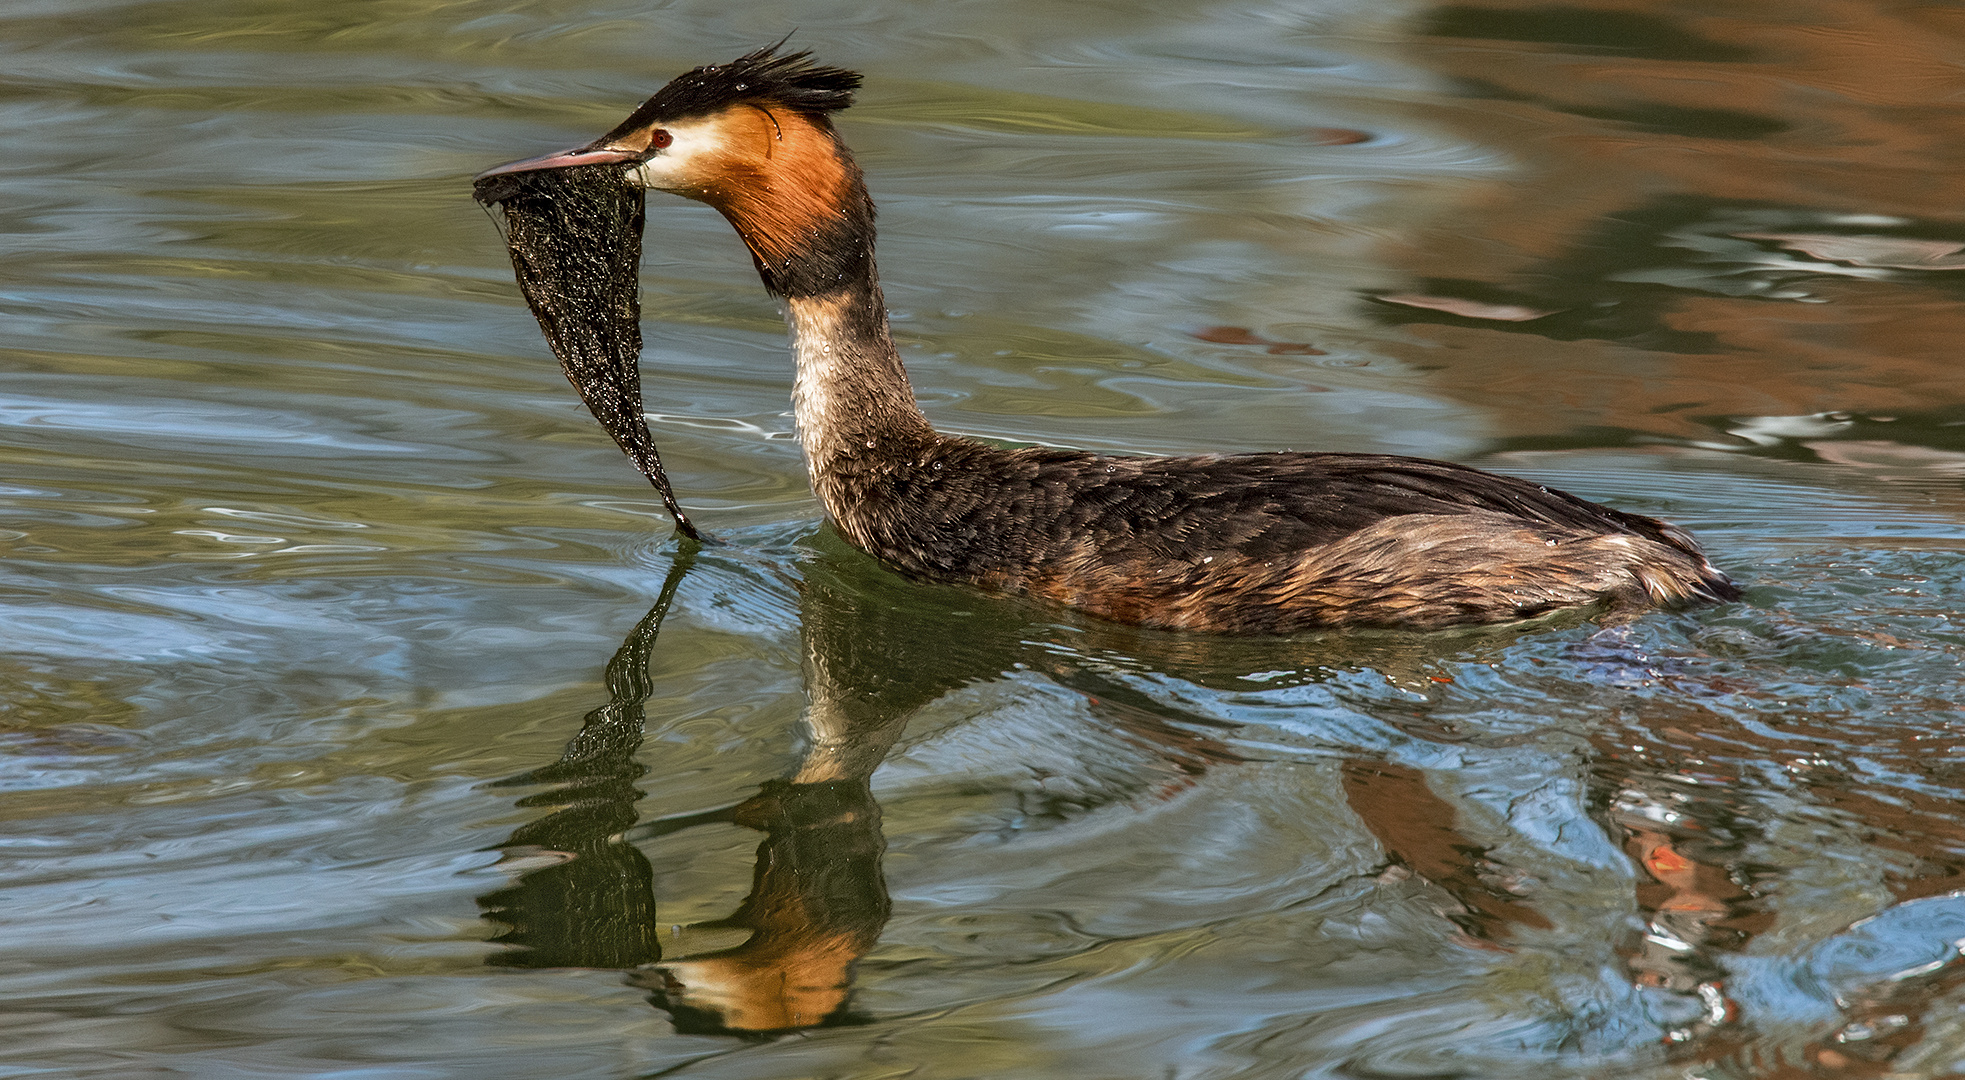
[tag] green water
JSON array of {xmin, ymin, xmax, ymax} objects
[{"xmin": 5, "ymin": 1, "xmax": 1965, "ymax": 1076}]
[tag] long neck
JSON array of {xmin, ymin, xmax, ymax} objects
[
  {"xmin": 707, "ymin": 129, "xmax": 938, "ymax": 526},
  {"xmin": 786, "ymin": 281, "xmax": 935, "ymax": 469}
]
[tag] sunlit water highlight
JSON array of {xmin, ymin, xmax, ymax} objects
[{"xmin": 4, "ymin": 1, "xmax": 1965, "ymax": 1077}]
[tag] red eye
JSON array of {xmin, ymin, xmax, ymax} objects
[{"xmin": 649, "ymin": 129, "xmax": 673, "ymax": 151}]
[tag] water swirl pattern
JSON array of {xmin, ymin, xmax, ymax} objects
[{"xmin": 3, "ymin": 1, "xmax": 1965, "ymax": 1077}]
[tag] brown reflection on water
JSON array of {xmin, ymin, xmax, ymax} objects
[
  {"xmin": 1361, "ymin": 654, "xmax": 1965, "ymax": 1072},
  {"xmin": 635, "ymin": 778, "xmax": 890, "ymax": 1034},
  {"xmin": 1363, "ymin": 1, "xmax": 1965, "ymax": 439},
  {"xmin": 1601, "ymin": 767, "xmax": 1764, "ymax": 1046},
  {"xmin": 1341, "ymin": 760, "xmax": 1553, "ymax": 943},
  {"xmin": 1584, "ymin": 703, "xmax": 1965, "ymax": 1070},
  {"xmin": 1347, "ymin": 691, "xmax": 1965, "ymax": 1065}
]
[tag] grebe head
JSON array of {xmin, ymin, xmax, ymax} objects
[{"xmin": 477, "ymin": 47, "xmax": 872, "ymax": 297}]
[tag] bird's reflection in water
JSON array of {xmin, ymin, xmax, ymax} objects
[
  {"xmin": 473, "ymin": 541, "xmax": 1566, "ymax": 1036},
  {"xmin": 475, "ymin": 547, "xmax": 895, "ymax": 1034},
  {"xmin": 635, "ymin": 777, "xmax": 888, "ymax": 1033},
  {"xmin": 475, "ymin": 557, "xmax": 680, "ymax": 975},
  {"xmin": 475, "ymin": 546, "xmax": 1965, "ymax": 1060},
  {"xmin": 474, "ymin": 537, "xmax": 1279, "ymax": 1035}
]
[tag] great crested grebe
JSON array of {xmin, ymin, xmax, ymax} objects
[{"xmin": 477, "ymin": 47, "xmax": 1739, "ymax": 633}]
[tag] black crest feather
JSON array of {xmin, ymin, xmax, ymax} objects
[{"xmin": 601, "ymin": 46, "xmax": 861, "ymax": 140}]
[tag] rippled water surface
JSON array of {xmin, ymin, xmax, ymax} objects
[{"xmin": 6, "ymin": 1, "xmax": 1965, "ymax": 1077}]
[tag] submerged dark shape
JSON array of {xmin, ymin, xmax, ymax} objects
[{"xmin": 473, "ymin": 163, "xmax": 699, "ymax": 540}]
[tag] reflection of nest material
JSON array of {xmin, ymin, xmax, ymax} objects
[
  {"xmin": 632, "ymin": 778, "xmax": 888, "ymax": 1036},
  {"xmin": 476, "ymin": 572, "xmax": 677, "ymax": 972}
]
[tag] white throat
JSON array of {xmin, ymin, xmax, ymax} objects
[{"xmin": 785, "ymin": 293, "xmax": 856, "ymax": 467}]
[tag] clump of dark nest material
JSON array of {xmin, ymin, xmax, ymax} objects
[{"xmin": 475, "ymin": 164, "xmax": 699, "ymax": 540}]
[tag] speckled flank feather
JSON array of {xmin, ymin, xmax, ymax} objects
[{"xmin": 816, "ymin": 441, "xmax": 1737, "ymax": 632}]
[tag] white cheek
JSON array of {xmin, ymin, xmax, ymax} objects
[{"xmin": 626, "ymin": 122, "xmax": 727, "ymax": 192}]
